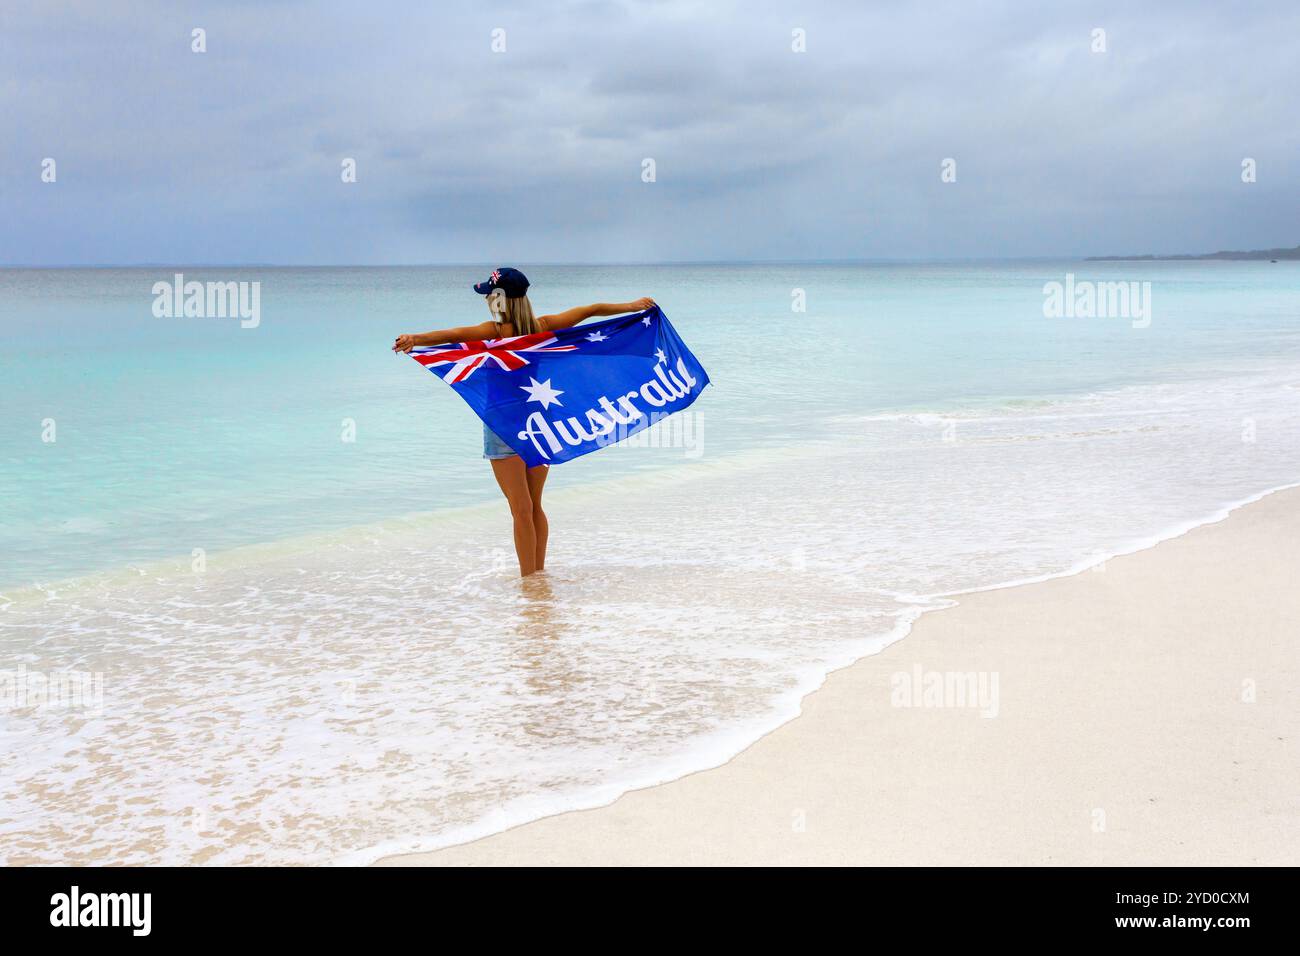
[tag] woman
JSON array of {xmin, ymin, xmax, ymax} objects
[{"xmin": 393, "ymin": 267, "xmax": 654, "ymax": 577}]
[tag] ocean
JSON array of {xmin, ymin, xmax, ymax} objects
[{"xmin": 2, "ymin": 262, "xmax": 1299, "ymax": 863}]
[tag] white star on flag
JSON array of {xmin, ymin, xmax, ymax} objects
[
  {"xmin": 585, "ymin": 331, "xmax": 607, "ymax": 342},
  {"xmin": 641, "ymin": 315, "xmax": 652, "ymax": 326},
  {"xmin": 520, "ymin": 376, "xmax": 564, "ymax": 409},
  {"xmin": 654, "ymin": 348, "xmax": 667, "ymax": 364}
]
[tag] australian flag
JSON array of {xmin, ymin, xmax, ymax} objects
[{"xmin": 409, "ymin": 306, "xmax": 711, "ymax": 466}]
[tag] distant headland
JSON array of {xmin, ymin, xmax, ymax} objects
[{"xmin": 1087, "ymin": 244, "xmax": 1300, "ymax": 261}]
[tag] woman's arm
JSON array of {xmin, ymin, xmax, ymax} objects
[
  {"xmin": 540, "ymin": 297, "xmax": 655, "ymax": 331},
  {"xmin": 392, "ymin": 320, "xmax": 498, "ymax": 353}
]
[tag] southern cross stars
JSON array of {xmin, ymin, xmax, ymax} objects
[
  {"xmin": 520, "ymin": 376, "xmax": 564, "ymax": 409},
  {"xmin": 585, "ymin": 331, "xmax": 607, "ymax": 342},
  {"xmin": 655, "ymin": 348, "xmax": 667, "ymax": 364}
]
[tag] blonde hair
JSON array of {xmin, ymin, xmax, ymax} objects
[{"xmin": 487, "ymin": 289, "xmax": 542, "ymax": 336}]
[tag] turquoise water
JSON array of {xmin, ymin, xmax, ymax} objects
[
  {"xmin": 3, "ymin": 262, "xmax": 1298, "ymax": 587},
  {"xmin": 3, "ymin": 262, "xmax": 1300, "ymax": 864}
]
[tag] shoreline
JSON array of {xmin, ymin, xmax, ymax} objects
[{"xmin": 374, "ymin": 483, "xmax": 1300, "ymax": 866}]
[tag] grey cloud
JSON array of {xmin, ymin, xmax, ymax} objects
[{"xmin": 3, "ymin": 0, "xmax": 1298, "ymax": 264}]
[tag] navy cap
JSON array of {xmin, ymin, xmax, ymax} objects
[{"xmin": 473, "ymin": 267, "xmax": 530, "ymax": 298}]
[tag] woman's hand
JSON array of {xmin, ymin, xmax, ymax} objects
[
  {"xmin": 392, "ymin": 334, "xmax": 416, "ymax": 353},
  {"xmin": 630, "ymin": 296, "xmax": 656, "ymax": 311}
]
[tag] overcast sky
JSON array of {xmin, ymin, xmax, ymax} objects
[{"xmin": 3, "ymin": 0, "xmax": 1298, "ymax": 265}]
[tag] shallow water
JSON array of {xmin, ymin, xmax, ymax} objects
[{"xmin": 2, "ymin": 263, "xmax": 1299, "ymax": 863}]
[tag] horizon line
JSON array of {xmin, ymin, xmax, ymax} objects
[{"xmin": 1, "ymin": 254, "xmax": 1282, "ymax": 269}]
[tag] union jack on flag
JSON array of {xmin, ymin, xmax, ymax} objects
[{"xmin": 410, "ymin": 331, "xmax": 577, "ymax": 384}]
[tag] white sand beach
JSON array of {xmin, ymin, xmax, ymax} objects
[{"xmin": 377, "ymin": 486, "xmax": 1300, "ymax": 866}]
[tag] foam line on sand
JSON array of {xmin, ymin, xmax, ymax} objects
[{"xmin": 376, "ymin": 485, "xmax": 1300, "ymax": 866}]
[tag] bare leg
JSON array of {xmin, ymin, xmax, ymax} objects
[
  {"xmin": 490, "ymin": 456, "xmax": 537, "ymax": 576},
  {"xmin": 526, "ymin": 464, "xmax": 550, "ymax": 571}
]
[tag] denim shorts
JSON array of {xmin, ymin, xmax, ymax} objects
[{"xmin": 482, "ymin": 423, "xmax": 518, "ymax": 460}]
